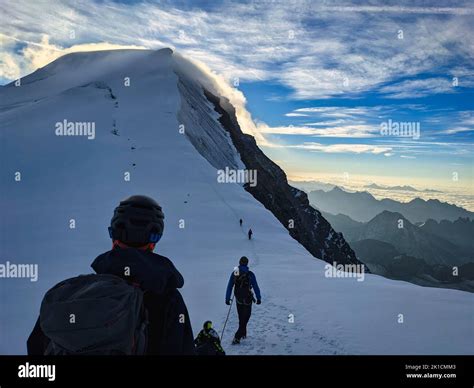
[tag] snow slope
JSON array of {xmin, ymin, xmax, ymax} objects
[{"xmin": 0, "ymin": 49, "xmax": 472, "ymax": 355}]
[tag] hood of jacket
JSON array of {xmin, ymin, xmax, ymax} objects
[{"xmin": 91, "ymin": 247, "xmax": 184, "ymax": 295}]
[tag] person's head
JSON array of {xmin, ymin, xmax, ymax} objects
[
  {"xmin": 239, "ymin": 256, "xmax": 249, "ymax": 266},
  {"xmin": 108, "ymin": 195, "xmax": 164, "ymax": 252},
  {"xmin": 203, "ymin": 321, "xmax": 213, "ymax": 332}
]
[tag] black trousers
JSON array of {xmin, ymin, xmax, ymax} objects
[{"xmin": 235, "ymin": 302, "xmax": 252, "ymax": 340}]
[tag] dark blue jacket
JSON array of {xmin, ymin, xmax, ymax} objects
[{"xmin": 225, "ymin": 264, "xmax": 261, "ymax": 302}]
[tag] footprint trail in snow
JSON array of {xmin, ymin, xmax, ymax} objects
[{"xmin": 222, "ymin": 298, "xmax": 348, "ymax": 355}]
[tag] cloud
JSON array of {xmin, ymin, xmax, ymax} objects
[
  {"xmin": 285, "ymin": 113, "xmax": 309, "ymax": 117},
  {"xmin": 0, "ymin": 52, "xmax": 21, "ymax": 80},
  {"xmin": 1, "ymin": 0, "xmax": 473, "ymax": 99},
  {"xmin": 306, "ymin": 120, "xmax": 353, "ymax": 126},
  {"xmin": 379, "ymin": 77, "xmax": 462, "ymax": 99},
  {"xmin": 279, "ymin": 106, "xmax": 388, "ymax": 137},
  {"xmin": 0, "ymin": 32, "xmax": 148, "ymax": 80},
  {"xmin": 0, "ymin": 34, "xmax": 21, "ymax": 80},
  {"xmin": 318, "ymin": 5, "xmax": 474, "ymax": 15},
  {"xmin": 293, "ymin": 106, "xmax": 376, "ymax": 117},
  {"xmin": 443, "ymin": 126, "xmax": 474, "ymax": 134},
  {"xmin": 441, "ymin": 111, "xmax": 474, "ymax": 134},
  {"xmin": 256, "ymin": 122, "xmax": 378, "ymax": 137},
  {"xmin": 291, "ymin": 142, "xmax": 393, "ymax": 154},
  {"xmin": 283, "ymin": 104, "xmax": 474, "ymax": 142},
  {"xmin": 256, "ymin": 124, "xmax": 318, "ymax": 135},
  {"xmin": 374, "ymin": 139, "xmax": 474, "ymax": 157}
]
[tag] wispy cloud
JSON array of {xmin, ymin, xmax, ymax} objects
[
  {"xmin": 443, "ymin": 127, "xmax": 474, "ymax": 134},
  {"xmin": 306, "ymin": 120, "xmax": 355, "ymax": 126},
  {"xmin": 257, "ymin": 123, "xmax": 378, "ymax": 138},
  {"xmin": 1, "ymin": 0, "xmax": 473, "ymax": 99},
  {"xmin": 441, "ymin": 111, "xmax": 474, "ymax": 134},
  {"xmin": 285, "ymin": 112, "xmax": 309, "ymax": 117},
  {"xmin": 294, "ymin": 107, "xmax": 374, "ymax": 115},
  {"xmin": 379, "ymin": 77, "xmax": 462, "ymax": 99},
  {"xmin": 374, "ymin": 139, "xmax": 474, "ymax": 157},
  {"xmin": 272, "ymin": 104, "xmax": 474, "ymax": 157},
  {"xmin": 278, "ymin": 106, "xmax": 386, "ymax": 138},
  {"xmin": 291, "ymin": 142, "xmax": 393, "ymax": 154},
  {"xmin": 318, "ymin": 5, "xmax": 474, "ymax": 15}
]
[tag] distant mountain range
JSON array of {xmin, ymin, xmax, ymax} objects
[
  {"xmin": 323, "ymin": 210, "xmax": 472, "ymax": 266},
  {"xmin": 310, "ymin": 186, "xmax": 473, "ymax": 223},
  {"xmin": 288, "ymin": 180, "xmax": 335, "ymax": 193},
  {"xmin": 364, "ymin": 183, "xmax": 441, "ymax": 193},
  {"xmin": 290, "ymin": 180, "xmax": 442, "ymax": 194},
  {"xmin": 322, "ymin": 210, "xmax": 474, "ymax": 292}
]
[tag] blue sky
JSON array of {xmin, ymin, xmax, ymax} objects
[{"xmin": 0, "ymin": 0, "xmax": 473, "ymax": 192}]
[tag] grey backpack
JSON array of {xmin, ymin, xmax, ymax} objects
[{"xmin": 39, "ymin": 273, "xmax": 148, "ymax": 355}]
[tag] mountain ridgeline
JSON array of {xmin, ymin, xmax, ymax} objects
[
  {"xmin": 202, "ymin": 90, "xmax": 363, "ymax": 268},
  {"xmin": 173, "ymin": 66, "xmax": 362, "ymax": 268},
  {"xmin": 309, "ymin": 186, "xmax": 473, "ymax": 223}
]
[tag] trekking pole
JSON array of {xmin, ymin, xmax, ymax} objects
[{"xmin": 221, "ymin": 297, "xmax": 234, "ymax": 342}]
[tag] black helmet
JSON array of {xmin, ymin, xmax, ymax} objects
[
  {"xmin": 108, "ymin": 195, "xmax": 164, "ymax": 245},
  {"xmin": 239, "ymin": 256, "xmax": 249, "ymax": 265}
]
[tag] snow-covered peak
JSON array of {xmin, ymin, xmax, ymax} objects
[{"xmin": 2, "ymin": 50, "xmax": 159, "ymax": 103}]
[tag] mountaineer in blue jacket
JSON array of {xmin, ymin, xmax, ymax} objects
[{"xmin": 225, "ymin": 256, "xmax": 261, "ymax": 344}]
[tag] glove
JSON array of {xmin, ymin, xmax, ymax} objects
[
  {"xmin": 225, "ymin": 300, "xmax": 231, "ymax": 305},
  {"xmin": 256, "ymin": 300, "xmax": 261, "ymax": 305}
]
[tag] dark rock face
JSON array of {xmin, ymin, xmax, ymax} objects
[{"xmin": 203, "ymin": 90, "xmax": 365, "ymax": 268}]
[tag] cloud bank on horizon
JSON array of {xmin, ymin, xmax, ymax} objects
[{"xmin": 0, "ymin": 0, "xmax": 473, "ymax": 190}]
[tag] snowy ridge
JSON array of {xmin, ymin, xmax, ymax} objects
[
  {"xmin": 176, "ymin": 70, "xmax": 244, "ymax": 171},
  {"xmin": 0, "ymin": 49, "xmax": 473, "ymax": 355}
]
